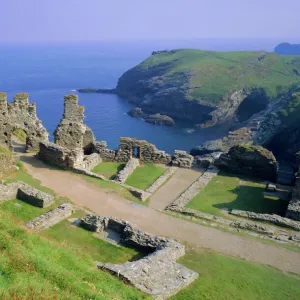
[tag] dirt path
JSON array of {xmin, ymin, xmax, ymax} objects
[
  {"xmin": 149, "ymin": 168, "xmax": 202, "ymax": 210},
  {"xmin": 20, "ymin": 155, "xmax": 300, "ymax": 274}
]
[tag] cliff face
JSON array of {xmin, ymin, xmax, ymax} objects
[{"xmin": 115, "ymin": 49, "xmax": 300, "ymax": 126}]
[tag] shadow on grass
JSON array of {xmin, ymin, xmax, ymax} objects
[
  {"xmin": 110, "ymin": 163, "xmax": 126, "ymax": 180},
  {"xmin": 214, "ymin": 184, "xmax": 288, "ymax": 216}
]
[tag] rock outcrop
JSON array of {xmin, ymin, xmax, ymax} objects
[
  {"xmin": 0, "ymin": 92, "xmax": 48, "ymax": 151},
  {"xmin": 128, "ymin": 107, "xmax": 175, "ymax": 126},
  {"xmin": 81, "ymin": 215, "xmax": 198, "ymax": 299},
  {"xmin": 215, "ymin": 145, "xmax": 277, "ymax": 181},
  {"xmin": 286, "ymin": 176, "xmax": 300, "ymax": 221}
]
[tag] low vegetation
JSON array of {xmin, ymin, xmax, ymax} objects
[
  {"xmin": 187, "ymin": 172, "xmax": 286, "ymax": 216},
  {"xmin": 92, "ymin": 162, "xmax": 125, "ymax": 179},
  {"xmin": 173, "ymin": 250, "xmax": 300, "ymax": 300},
  {"xmin": 125, "ymin": 164, "xmax": 166, "ymax": 190}
]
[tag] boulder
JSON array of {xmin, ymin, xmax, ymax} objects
[{"xmin": 215, "ymin": 144, "xmax": 277, "ymax": 181}]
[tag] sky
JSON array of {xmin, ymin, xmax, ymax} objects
[{"xmin": 1, "ymin": 0, "xmax": 300, "ymax": 42}]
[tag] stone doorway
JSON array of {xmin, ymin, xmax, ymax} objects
[{"xmin": 133, "ymin": 147, "xmax": 140, "ymax": 159}]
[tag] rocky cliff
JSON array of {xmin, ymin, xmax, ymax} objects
[{"xmin": 113, "ymin": 49, "xmax": 300, "ymax": 126}]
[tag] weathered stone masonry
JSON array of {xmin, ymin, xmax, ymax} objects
[
  {"xmin": 0, "ymin": 92, "xmax": 48, "ymax": 152},
  {"xmin": 81, "ymin": 215, "xmax": 198, "ymax": 299}
]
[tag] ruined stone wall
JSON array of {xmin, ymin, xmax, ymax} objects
[
  {"xmin": 7, "ymin": 93, "xmax": 48, "ymax": 151},
  {"xmin": 114, "ymin": 158, "xmax": 139, "ymax": 183},
  {"xmin": 114, "ymin": 137, "xmax": 172, "ymax": 164},
  {"xmin": 172, "ymin": 150, "xmax": 194, "ymax": 168},
  {"xmin": 0, "ymin": 181, "xmax": 54, "ymax": 208},
  {"xmin": 81, "ymin": 215, "xmax": 198, "ymax": 299},
  {"xmin": 0, "ymin": 150, "xmax": 16, "ymax": 177},
  {"xmin": 91, "ymin": 141, "xmax": 116, "ymax": 161},
  {"xmin": 81, "ymin": 153, "xmax": 102, "ymax": 171},
  {"xmin": 38, "ymin": 141, "xmax": 84, "ymax": 169},
  {"xmin": 26, "ymin": 203, "xmax": 74, "ymax": 231},
  {"xmin": 54, "ymin": 94, "xmax": 95, "ymax": 150},
  {"xmin": 0, "ymin": 92, "xmax": 13, "ymax": 150}
]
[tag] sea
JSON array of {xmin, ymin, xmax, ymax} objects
[{"xmin": 0, "ymin": 39, "xmax": 279, "ymax": 153}]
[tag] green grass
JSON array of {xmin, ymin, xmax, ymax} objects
[
  {"xmin": 82, "ymin": 175, "xmax": 143, "ymax": 203},
  {"xmin": 187, "ymin": 172, "xmax": 286, "ymax": 216},
  {"xmin": 92, "ymin": 162, "xmax": 126, "ymax": 179},
  {"xmin": 130, "ymin": 49, "xmax": 300, "ymax": 105},
  {"xmin": 44, "ymin": 219, "xmax": 144, "ymax": 264},
  {"xmin": 172, "ymin": 250, "xmax": 300, "ymax": 300},
  {"xmin": 125, "ymin": 164, "xmax": 166, "ymax": 190},
  {"xmin": 13, "ymin": 128, "xmax": 27, "ymax": 143},
  {"xmin": 0, "ymin": 209, "xmax": 148, "ymax": 299}
]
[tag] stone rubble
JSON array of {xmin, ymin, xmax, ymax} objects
[
  {"xmin": 230, "ymin": 209, "xmax": 300, "ymax": 231},
  {"xmin": 166, "ymin": 166, "xmax": 219, "ymax": 210},
  {"xmin": 26, "ymin": 203, "xmax": 74, "ymax": 231},
  {"xmin": 0, "ymin": 181, "xmax": 54, "ymax": 208},
  {"xmin": 81, "ymin": 215, "xmax": 198, "ymax": 299},
  {"xmin": 114, "ymin": 158, "xmax": 140, "ymax": 184}
]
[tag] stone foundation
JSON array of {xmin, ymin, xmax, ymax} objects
[
  {"xmin": 166, "ymin": 166, "xmax": 219, "ymax": 211},
  {"xmin": 0, "ymin": 181, "xmax": 54, "ymax": 208},
  {"xmin": 230, "ymin": 209, "xmax": 300, "ymax": 231},
  {"xmin": 26, "ymin": 203, "xmax": 74, "ymax": 231},
  {"xmin": 81, "ymin": 215, "xmax": 198, "ymax": 299},
  {"xmin": 115, "ymin": 158, "xmax": 139, "ymax": 184}
]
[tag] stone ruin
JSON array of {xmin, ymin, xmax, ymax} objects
[
  {"xmin": 38, "ymin": 94, "xmax": 194, "ymax": 170},
  {"xmin": 0, "ymin": 181, "xmax": 54, "ymax": 208},
  {"xmin": 81, "ymin": 214, "xmax": 198, "ymax": 299},
  {"xmin": 0, "ymin": 92, "xmax": 48, "ymax": 152},
  {"xmin": 39, "ymin": 94, "xmax": 95, "ymax": 169}
]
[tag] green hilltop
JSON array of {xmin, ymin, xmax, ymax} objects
[{"xmin": 122, "ymin": 49, "xmax": 300, "ymax": 106}]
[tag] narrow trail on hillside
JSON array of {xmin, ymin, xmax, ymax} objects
[
  {"xmin": 148, "ymin": 168, "xmax": 202, "ymax": 210},
  {"xmin": 19, "ymin": 155, "xmax": 300, "ymax": 275}
]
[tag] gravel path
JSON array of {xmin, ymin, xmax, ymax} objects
[{"xmin": 20, "ymin": 155, "xmax": 300, "ymax": 274}]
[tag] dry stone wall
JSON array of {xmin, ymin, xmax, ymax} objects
[
  {"xmin": 166, "ymin": 166, "xmax": 219, "ymax": 210},
  {"xmin": 26, "ymin": 203, "xmax": 74, "ymax": 231},
  {"xmin": 114, "ymin": 158, "xmax": 139, "ymax": 184},
  {"xmin": 230, "ymin": 209, "xmax": 300, "ymax": 231},
  {"xmin": 91, "ymin": 141, "xmax": 116, "ymax": 161},
  {"xmin": 0, "ymin": 181, "xmax": 54, "ymax": 208},
  {"xmin": 81, "ymin": 215, "xmax": 198, "ymax": 299},
  {"xmin": 146, "ymin": 167, "xmax": 178, "ymax": 194},
  {"xmin": 81, "ymin": 153, "xmax": 102, "ymax": 171}
]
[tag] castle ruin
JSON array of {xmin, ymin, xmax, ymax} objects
[{"xmin": 0, "ymin": 92, "xmax": 48, "ymax": 151}]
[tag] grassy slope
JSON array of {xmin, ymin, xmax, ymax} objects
[
  {"xmin": 135, "ymin": 49, "xmax": 300, "ymax": 105},
  {"xmin": 125, "ymin": 164, "xmax": 166, "ymax": 190},
  {"xmin": 92, "ymin": 162, "xmax": 125, "ymax": 180},
  {"xmin": 173, "ymin": 250, "xmax": 300, "ymax": 300},
  {"xmin": 187, "ymin": 172, "xmax": 286, "ymax": 216}
]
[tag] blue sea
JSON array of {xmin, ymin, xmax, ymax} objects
[{"xmin": 0, "ymin": 39, "xmax": 278, "ymax": 153}]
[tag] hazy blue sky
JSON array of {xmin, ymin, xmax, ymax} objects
[{"xmin": 2, "ymin": 0, "xmax": 299, "ymax": 42}]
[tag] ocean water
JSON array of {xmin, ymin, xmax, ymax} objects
[{"xmin": 0, "ymin": 40, "xmax": 276, "ymax": 153}]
